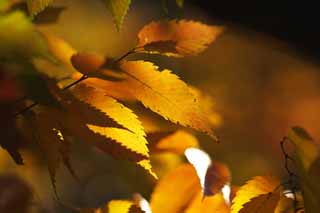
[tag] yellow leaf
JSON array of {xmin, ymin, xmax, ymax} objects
[
  {"xmin": 120, "ymin": 60, "xmax": 217, "ymax": 141},
  {"xmin": 231, "ymin": 176, "xmax": 280, "ymax": 213},
  {"xmin": 72, "ymin": 84, "xmax": 146, "ymax": 137},
  {"xmin": 185, "ymin": 191, "xmax": 230, "ymax": 213},
  {"xmin": 87, "ymin": 125, "xmax": 149, "ymax": 158},
  {"xmin": 150, "ymin": 164, "xmax": 200, "ymax": 213},
  {"xmin": 137, "ymin": 159, "xmax": 158, "ymax": 179},
  {"xmin": 137, "ymin": 20, "xmax": 223, "ymax": 57},
  {"xmin": 104, "ymin": 0, "xmax": 131, "ymax": 31},
  {"xmin": 108, "ymin": 200, "xmax": 133, "ymax": 213}
]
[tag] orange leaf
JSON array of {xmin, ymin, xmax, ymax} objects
[
  {"xmin": 150, "ymin": 164, "xmax": 200, "ymax": 213},
  {"xmin": 137, "ymin": 20, "xmax": 223, "ymax": 57}
]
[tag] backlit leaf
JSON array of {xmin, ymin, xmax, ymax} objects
[
  {"xmin": 150, "ymin": 164, "xmax": 200, "ymax": 213},
  {"xmin": 231, "ymin": 175, "xmax": 280, "ymax": 213},
  {"xmin": 87, "ymin": 125, "xmax": 149, "ymax": 158},
  {"xmin": 137, "ymin": 20, "xmax": 223, "ymax": 57},
  {"xmin": 72, "ymin": 84, "xmax": 146, "ymax": 137},
  {"xmin": 104, "ymin": 0, "xmax": 131, "ymax": 31},
  {"xmin": 185, "ymin": 191, "xmax": 230, "ymax": 213},
  {"xmin": 120, "ymin": 60, "xmax": 217, "ymax": 141},
  {"xmin": 27, "ymin": 0, "xmax": 52, "ymax": 17},
  {"xmin": 150, "ymin": 130, "xmax": 199, "ymax": 154}
]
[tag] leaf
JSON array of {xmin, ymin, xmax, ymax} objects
[
  {"xmin": 119, "ymin": 60, "xmax": 217, "ymax": 141},
  {"xmin": 185, "ymin": 191, "xmax": 230, "ymax": 213},
  {"xmin": 27, "ymin": 0, "xmax": 52, "ymax": 17},
  {"xmin": 104, "ymin": 0, "xmax": 131, "ymax": 31},
  {"xmin": 153, "ymin": 130, "xmax": 199, "ymax": 154},
  {"xmin": 239, "ymin": 192, "xmax": 280, "ymax": 213},
  {"xmin": 87, "ymin": 125, "xmax": 149, "ymax": 158},
  {"xmin": 0, "ymin": 11, "xmax": 51, "ymax": 60},
  {"xmin": 287, "ymin": 126, "xmax": 320, "ymax": 213},
  {"xmin": 137, "ymin": 20, "xmax": 223, "ymax": 57},
  {"xmin": 72, "ymin": 84, "xmax": 146, "ymax": 137},
  {"xmin": 204, "ymin": 161, "xmax": 231, "ymax": 196},
  {"xmin": 108, "ymin": 200, "xmax": 135, "ymax": 213},
  {"xmin": 231, "ymin": 175, "xmax": 280, "ymax": 213},
  {"xmin": 137, "ymin": 159, "xmax": 158, "ymax": 179},
  {"xmin": 32, "ymin": 107, "xmax": 66, "ymax": 195},
  {"xmin": 150, "ymin": 164, "xmax": 200, "ymax": 213}
]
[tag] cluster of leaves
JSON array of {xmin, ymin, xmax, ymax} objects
[
  {"xmin": 77, "ymin": 126, "xmax": 319, "ymax": 213},
  {"xmin": 1, "ymin": 1, "xmax": 320, "ymax": 213},
  {"xmin": 1, "ymin": 0, "xmax": 222, "ymax": 206}
]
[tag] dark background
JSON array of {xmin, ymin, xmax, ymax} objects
[{"xmin": 191, "ymin": 1, "xmax": 320, "ymax": 60}]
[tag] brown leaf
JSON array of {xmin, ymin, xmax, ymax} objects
[{"xmin": 204, "ymin": 161, "xmax": 231, "ymax": 196}]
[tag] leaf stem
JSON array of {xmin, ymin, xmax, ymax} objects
[{"xmin": 14, "ymin": 74, "xmax": 88, "ymax": 117}]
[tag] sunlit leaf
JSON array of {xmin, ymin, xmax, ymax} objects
[
  {"xmin": 185, "ymin": 191, "xmax": 230, "ymax": 213},
  {"xmin": 120, "ymin": 60, "xmax": 217, "ymax": 141},
  {"xmin": 72, "ymin": 84, "xmax": 146, "ymax": 137},
  {"xmin": 27, "ymin": 0, "xmax": 52, "ymax": 17},
  {"xmin": 150, "ymin": 164, "xmax": 200, "ymax": 213},
  {"xmin": 137, "ymin": 20, "xmax": 223, "ymax": 57},
  {"xmin": 87, "ymin": 125, "xmax": 149, "ymax": 158},
  {"xmin": 151, "ymin": 130, "xmax": 199, "ymax": 154},
  {"xmin": 231, "ymin": 175, "xmax": 280, "ymax": 213},
  {"xmin": 104, "ymin": 0, "xmax": 131, "ymax": 31},
  {"xmin": 137, "ymin": 159, "xmax": 158, "ymax": 179}
]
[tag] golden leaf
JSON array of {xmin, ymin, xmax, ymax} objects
[
  {"xmin": 231, "ymin": 175, "xmax": 280, "ymax": 213},
  {"xmin": 87, "ymin": 125, "xmax": 149, "ymax": 158},
  {"xmin": 137, "ymin": 20, "xmax": 223, "ymax": 57},
  {"xmin": 120, "ymin": 60, "xmax": 217, "ymax": 141},
  {"xmin": 154, "ymin": 130, "xmax": 199, "ymax": 154},
  {"xmin": 72, "ymin": 84, "xmax": 145, "ymax": 137},
  {"xmin": 185, "ymin": 191, "xmax": 230, "ymax": 213},
  {"xmin": 150, "ymin": 164, "xmax": 200, "ymax": 213},
  {"xmin": 137, "ymin": 159, "xmax": 158, "ymax": 179}
]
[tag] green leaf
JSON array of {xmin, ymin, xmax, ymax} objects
[
  {"xmin": 287, "ymin": 126, "xmax": 320, "ymax": 213},
  {"xmin": 0, "ymin": 11, "xmax": 52, "ymax": 60},
  {"xmin": 104, "ymin": 0, "xmax": 131, "ymax": 31},
  {"xmin": 27, "ymin": 0, "xmax": 53, "ymax": 17}
]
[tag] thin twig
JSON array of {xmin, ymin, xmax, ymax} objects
[
  {"xmin": 14, "ymin": 75, "xmax": 88, "ymax": 117},
  {"xmin": 280, "ymin": 137, "xmax": 299, "ymax": 212}
]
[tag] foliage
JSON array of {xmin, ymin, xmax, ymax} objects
[{"xmin": 0, "ymin": 1, "xmax": 319, "ymax": 213}]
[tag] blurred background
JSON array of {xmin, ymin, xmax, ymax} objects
[{"xmin": 1, "ymin": 0, "xmax": 320, "ymax": 212}]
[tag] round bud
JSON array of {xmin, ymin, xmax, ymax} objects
[{"xmin": 71, "ymin": 52, "xmax": 105, "ymax": 75}]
